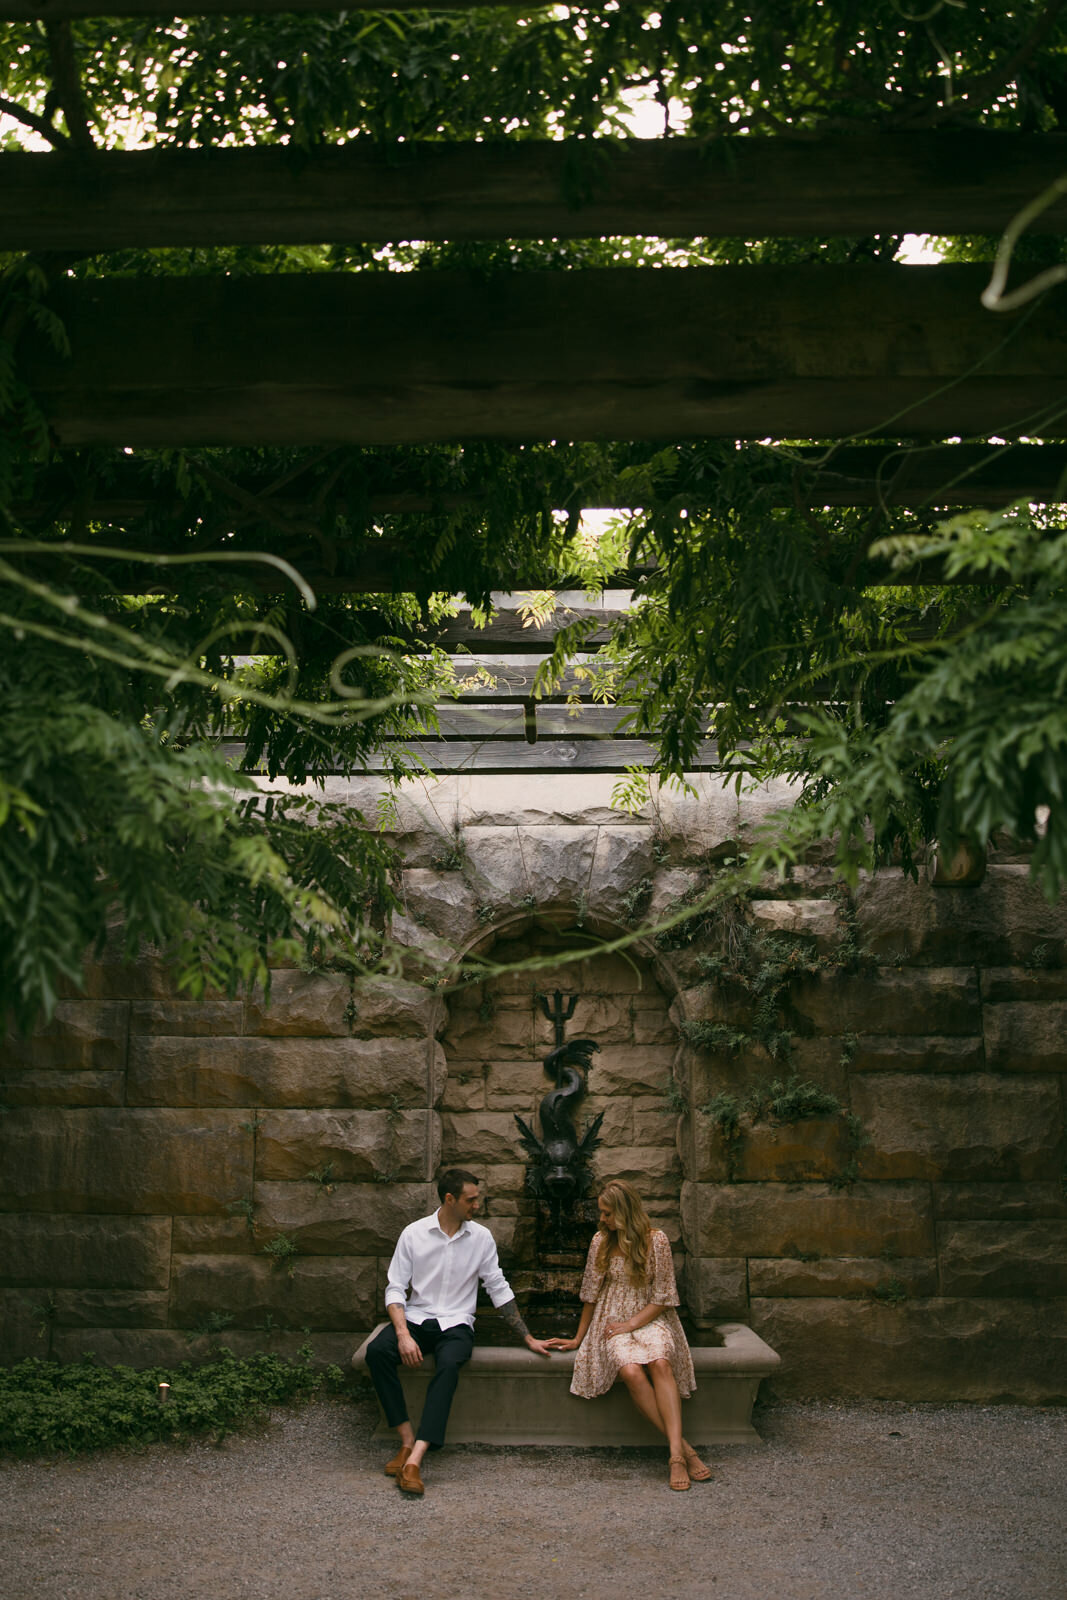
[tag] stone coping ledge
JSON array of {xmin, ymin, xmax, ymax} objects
[
  {"xmin": 353, "ymin": 1321, "xmax": 780, "ymax": 1446},
  {"xmin": 353, "ymin": 1320, "xmax": 779, "ymax": 1376}
]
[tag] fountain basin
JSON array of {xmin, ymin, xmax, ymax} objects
[{"xmin": 352, "ymin": 1322, "xmax": 780, "ymax": 1446}]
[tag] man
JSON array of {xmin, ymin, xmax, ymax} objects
[{"xmin": 365, "ymin": 1167, "xmax": 553, "ymax": 1495}]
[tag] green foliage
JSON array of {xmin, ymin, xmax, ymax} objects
[
  {"xmin": 0, "ymin": 262, "xmax": 68, "ymax": 509},
  {"xmin": 0, "ymin": 443, "xmax": 426, "ymax": 1031},
  {"xmin": 653, "ymin": 877, "xmax": 718, "ymax": 951},
  {"xmin": 871, "ymin": 1277, "xmax": 908, "ymax": 1306},
  {"xmin": 829, "ymin": 1114, "xmax": 872, "ymax": 1190},
  {"xmin": 1025, "ymin": 942, "xmax": 1059, "ymax": 971},
  {"xmin": 0, "ymin": 673, "xmax": 400, "ymax": 1028},
  {"xmin": 684, "ymin": 916, "xmax": 827, "ymax": 1062},
  {"xmin": 700, "ymin": 1077, "xmax": 865, "ymax": 1188},
  {"xmin": 1, "ymin": 4, "xmax": 1054, "ymax": 154},
  {"xmin": 226, "ymin": 1198, "xmax": 256, "ymax": 1236},
  {"xmin": 305, "ymin": 1163, "xmax": 336, "ymax": 1195},
  {"xmin": 700, "ymin": 1091, "xmax": 741, "ymax": 1143},
  {"xmin": 610, "ymin": 765, "xmax": 653, "ymax": 818},
  {"xmin": 0, "ymin": 1349, "xmax": 327, "ymax": 1457},
  {"xmin": 729, "ymin": 509, "xmax": 1067, "ymax": 899},
  {"xmin": 193, "ymin": 1311, "xmax": 235, "ymax": 1339},
  {"xmin": 585, "ymin": 485, "xmax": 1067, "ymax": 900},
  {"xmin": 702, "ymin": 1076, "xmax": 842, "ymax": 1128},
  {"xmin": 262, "ymin": 1234, "xmax": 299, "ymax": 1277},
  {"xmin": 682, "ymin": 1020, "xmax": 748, "ymax": 1055},
  {"xmin": 430, "ymin": 830, "xmax": 467, "ymax": 872},
  {"xmin": 27, "ymin": 1293, "xmax": 58, "ymax": 1357},
  {"xmin": 662, "ymin": 1077, "xmax": 688, "ymax": 1117},
  {"xmin": 620, "ymin": 875, "xmax": 654, "ymax": 924},
  {"xmin": 745, "ymin": 1075, "xmax": 843, "ymax": 1123}
]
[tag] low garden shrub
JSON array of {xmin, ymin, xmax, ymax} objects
[{"xmin": 0, "ymin": 1346, "xmax": 343, "ymax": 1458}]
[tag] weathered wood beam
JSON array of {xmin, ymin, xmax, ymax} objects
[
  {"xmin": 224, "ymin": 735, "xmax": 724, "ymax": 775},
  {"xmin": 775, "ymin": 443, "xmax": 1067, "ymax": 508},
  {"xmin": 364, "ymin": 702, "xmax": 633, "ymax": 737},
  {"xmin": 20, "ymin": 444, "xmax": 1065, "ymax": 527},
  {"xmin": 447, "ymin": 663, "xmax": 602, "ymax": 703},
  {"xmin": 10, "ymin": 535, "xmax": 1029, "ymax": 605},
  {"xmin": 4, "ymin": 135, "xmax": 1063, "ymax": 249},
  {"xmin": 424, "ymin": 609, "xmax": 619, "ymax": 652},
  {"xmin": 22, "ymin": 266, "xmax": 1067, "ymax": 446}
]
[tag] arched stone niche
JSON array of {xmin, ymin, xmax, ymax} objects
[{"xmin": 436, "ymin": 910, "xmax": 690, "ymax": 1313}]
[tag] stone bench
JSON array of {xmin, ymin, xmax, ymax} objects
[{"xmin": 352, "ymin": 1322, "xmax": 780, "ymax": 1447}]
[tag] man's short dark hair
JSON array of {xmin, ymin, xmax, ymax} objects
[{"xmin": 437, "ymin": 1168, "xmax": 479, "ymax": 1203}]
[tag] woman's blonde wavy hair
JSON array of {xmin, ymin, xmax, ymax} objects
[{"xmin": 595, "ymin": 1179, "xmax": 652, "ymax": 1286}]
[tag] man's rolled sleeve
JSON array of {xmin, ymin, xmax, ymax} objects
[
  {"xmin": 384, "ymin": 1233, "xmax": 413, "ymax": 1309},
  {"xmin": 479, "ymin": 1236, "xmax": 515, "ymax": 1308}
]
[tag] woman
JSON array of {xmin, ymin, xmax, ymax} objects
[{"xmin": 545, "ymin": 1179, "xmax": 712, "ymax": 1491}]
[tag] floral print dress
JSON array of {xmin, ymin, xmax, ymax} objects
[{"xmin": 570, "ymin": 1228, "xmax": 696, "ymax": 1399}]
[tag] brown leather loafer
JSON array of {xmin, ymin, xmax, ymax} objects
[
  {"xmin": 397, "ymin": 1462, "xmax": 425, "ymax": 1496},
  {"xmin": 384, "ymin": 1445, "xmax": 411, "ymax": 1478}
]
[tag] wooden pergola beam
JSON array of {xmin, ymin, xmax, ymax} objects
[
  {"xmin": 9, "ymin": 544, "xmax": 1045, "ymax": 600},
  {"xmin": 3, "ymin": 135, "xmax": 1063, "ymax": 249},
  {"xmin": 22, "ymin": 266, "xmax": 1067, "ymax": 447},
  {"xmin": 19, "ymin": 444, "xmax": 1066, "ymax": 526}
]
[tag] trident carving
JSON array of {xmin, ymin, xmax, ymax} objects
[{"xmin": 537, "ymin": 990, "xmax": 577, "ymax": 1052}]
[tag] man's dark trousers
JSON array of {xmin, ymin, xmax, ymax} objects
[{"xmin": 365, "ymin": 1319, "xmax": 475, "ymax": 1449}]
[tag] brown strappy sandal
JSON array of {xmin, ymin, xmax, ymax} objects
[
  {"xmin": 669, "ymin": 1455, "xmax": 691, "ymax": 1491},
  {"xmin": 683, "ymin": 1443, "xmax": 712, "ymax": 1482}
]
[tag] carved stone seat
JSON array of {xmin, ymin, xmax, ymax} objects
[{"xmin": 353, "ymin": 1322, "xmax": 780, "ymax": 1446}]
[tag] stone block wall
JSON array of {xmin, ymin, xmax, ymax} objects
[
  {"xmin": 0, "ymin": 970, "xmax": 445, "ymax": 1370},
  {"xmin": 2, "ymin": 773, "xmax": 1065, "ymax": 1400}
]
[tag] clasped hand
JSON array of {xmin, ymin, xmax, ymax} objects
[{"xmin": 544, "ymin": 1319, "xmax": 629, "ymax": 1348}]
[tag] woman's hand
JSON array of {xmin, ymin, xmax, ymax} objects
[
  {"xmin": 543, "ymin": 1335, "xmax": 582, "ymax": 1351},
  {"xmin": 605, "ymin": 1319, "xmax": 632, "ymax": 1339}
]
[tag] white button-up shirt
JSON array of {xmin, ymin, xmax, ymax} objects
[{"xmin": 384, "ymin": 1211, "xmax": 514, "ymax": 1330}]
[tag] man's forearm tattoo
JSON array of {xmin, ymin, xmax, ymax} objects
[{"xmin": 497, "ymin": 1297, "xmax": 532, "ymax": 1341}]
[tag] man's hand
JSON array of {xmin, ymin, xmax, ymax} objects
[
  {"xmin": 397, "ymin": 1329, "xmax": 424, "ymax": 1367},
  {"xmin": 524, "ymin": 1334, "xmax": 554, "ymax": 1358}
]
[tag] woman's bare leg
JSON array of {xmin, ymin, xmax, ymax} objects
[
  {"xmin": 648, "ymin": 1358, "xmax": 685, "ymax": 1458},
  {"xmin": 617, "ymin": 1362, "xmax": 667, "ymax": 1432},
  {"xmin": 618, "ymin": 1362, "xmax": 694, "ymax": 1489},
  {"xmin": 648, "ymin": 1359, "xmax": 690, "ymax": 1490},
  {"xmin": 617, "ymin": 1362, "xmax": 705, "ymax": 1462}
]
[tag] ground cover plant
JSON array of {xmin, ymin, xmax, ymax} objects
[{"xmin": 0, "ymin": 1347, "xmax": 342, "ymax": 1458}]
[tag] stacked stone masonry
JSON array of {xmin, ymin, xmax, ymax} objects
[{"xmin": 1, "ymin": 774, "xmax": 1065, "ymax": 1400}]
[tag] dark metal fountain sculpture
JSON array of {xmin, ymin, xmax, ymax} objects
[{"xmin": 514, "ymin": 996, "xmax": 603, "ymax": 1241}]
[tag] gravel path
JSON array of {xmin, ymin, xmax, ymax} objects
[{"xmin": 2, "ymin": 1390, "xmax": 1065, "ymax": 1600}]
